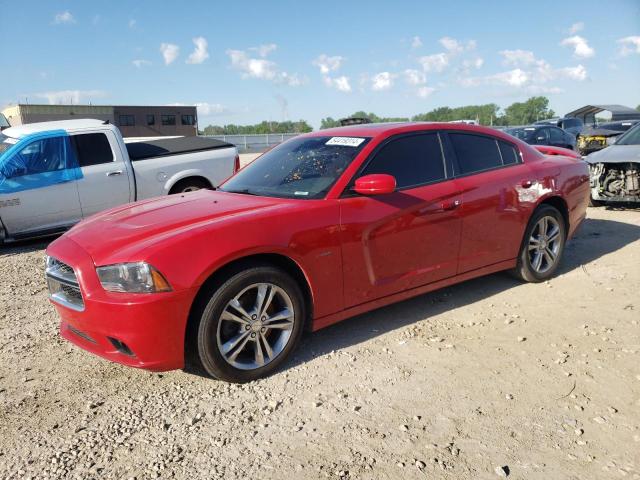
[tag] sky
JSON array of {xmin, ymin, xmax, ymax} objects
[{"xmin": 1, "ymin": 0, "xmax": 639, "ymax": 129}]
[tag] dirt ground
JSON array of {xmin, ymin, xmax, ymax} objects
[{"xmin": 0, "ymin": 206, "xmax": 639, "ymax": 480}]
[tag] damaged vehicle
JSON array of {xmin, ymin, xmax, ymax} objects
[
  {"xmin": 586, "ymin": 123, "xmax": 640, "ymax": 206},
  {"xmin": 577, "ymin": 120, "xmax": 640, "ymax": 156}
]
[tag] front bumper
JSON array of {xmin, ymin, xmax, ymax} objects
[{"xmin": 47, "ymin": 236, "xmax": 198, "ymax": 372}]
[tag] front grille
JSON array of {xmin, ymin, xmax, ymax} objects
[{"xmin": 46, "ymin": 256, "xmax": 85, "ymax": 311}]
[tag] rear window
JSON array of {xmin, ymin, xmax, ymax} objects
[
  {"xmin": 449, "ymin": 133, "xmax": 502, "ymax": 175},
  {"xmin": 361, "ymin": 133, "xmax": 445, "ymax": 188},
  {"xmin": 72, "ymin": 133, "xmax": 114, "ymax": 167}
]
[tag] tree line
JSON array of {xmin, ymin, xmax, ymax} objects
[
  {"xmin": 320, "ymin": 97, "xmax": 556, "ymax": 129},
  {"xmin": 199, "ymin": 97, "xmax": 563, "ymax": 134}
]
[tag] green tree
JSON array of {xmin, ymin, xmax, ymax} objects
[
  {"xmin": 200, "ymin": 120, "xmax": 312, "ymax": 135},
  {"xmin": 502, "ymin": 96, "xmax": 555, "ymax": 126}
]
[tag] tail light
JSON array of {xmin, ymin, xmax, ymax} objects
[{"xmin": 233, "ymin": 154, "xmax": 240, "ymax": 173}]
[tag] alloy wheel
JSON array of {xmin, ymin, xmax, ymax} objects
[
  {"xmin": 528, "ymin": 216, "xmax": 561, "ymax": 274},
  {"xmin": 216, "ymin": 283, "xmax": 295, "ymax": 370}
]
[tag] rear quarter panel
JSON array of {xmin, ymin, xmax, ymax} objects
[{"xmin": 132, "ymin": 147, "xmax": 237, "ymax": 198}]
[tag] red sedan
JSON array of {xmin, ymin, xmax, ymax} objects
[{"xmin": 45, "ymin": 123, "xmax": 590, "ymax": 382}]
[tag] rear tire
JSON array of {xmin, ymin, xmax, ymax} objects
[
  {"xmin": 511, "ymin": 205, "xmax": 566, "ymax": 283},
  {"xmin": 170, "ymin": 178, "xmax": 210, "ymax": 194},
  {"xmin": 191, "ymin": 265, "xmax": 305, "ymax": 383}
]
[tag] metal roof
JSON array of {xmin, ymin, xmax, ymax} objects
[{"xmin": 566, "ymin": 104, "xmax": 640, "ymax": 121}]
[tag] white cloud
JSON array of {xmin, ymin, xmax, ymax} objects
[
  {"xmin": 371, "ymin": 72, "xmax": 394, "ymax": 91},
  {"xmin": 404, "ymin": 69, "xmax": 426, "ymax": 85},
  {"xmin": 132, "ymin": 59, "xmax": 152, "ymax": 68},
  {"xmin": 560, "ymin": 35, "xmax": 595, "ymax": 58},
  {"xmin": 128, "ymin": 19, "xmax": 136, "ymax": 28},
  {"xmin": 33, "ymin": 90, "xmax": 106, "ymax": 104},
  {"xmin": 186, "ymin": 37, "xmax": 209, "ymax": 64},
  {"xmin": 416, "ymin": 86, "xmax": 435, "ymax": 98},
  {"xmin": 489, "ymin": 68, "xmax": 529, "ymax": 87},
  {"xmin": 617, "ymin": 36, "xmax": 640, "ymax": 56},
  {"xmin": 418, "ymin": 53, "xmax": 449, "ymax": 72},
  {"xmin": 500, "ymin": 49, "xmax": 537, "ymax": 66},
  {"xmin": 439, "ymin": 37, "xmax": 463, "ymax": 54},
  {"xmin": 160, "ymin": 43, "xmax": 180, "ymax": 65},
  {"xmin": 568, "ymin": 22, "xmax": 584, "ymax": 34},
  {"xmin": 250, "ymin": 44, "xmax": 277, "ymax": 57},
  {"xmin": 53, "ymin": 11, "xmax": 75, "ymax": 25},
  {"xmin": 313, "ymin": 54, "xmax": 345, "ymax": 74},
  {"xmin": 226, "ymin": 48, "xmax": 304, "ymax": 86},
  {"xmin": 323, "ymin": 75, "xmax": 352, "ymax": 92},
  {"xmin": 558, "ymin": 64, "xmax": 587, "ymax": 81},
  {"xmin": 411, "ymin": 36, "xmax": 423, "ymax": 49},
  {"xmin": 462, "ymin": 57, "xmax": 484, "ymax": 69}
]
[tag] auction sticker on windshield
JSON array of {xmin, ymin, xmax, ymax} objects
[{"xmin": 326, "ymin": 137, "xmax": 366, "ymax": 147}]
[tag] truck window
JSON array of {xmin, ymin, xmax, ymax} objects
[
  {"xmin": 72, "ymin": 133, "xmax": 114, "ymax": 167},
  {"xmin": 2, "ymin": 136, "xmax": 68, "ymax": 178}
]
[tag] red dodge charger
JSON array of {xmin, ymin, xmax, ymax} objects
[{"xmin": 45, "ymin": 123, "xmax": 590, "ymax": 382}]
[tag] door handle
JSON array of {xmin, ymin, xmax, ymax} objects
[
  {"xmin": 521, "ymin": 180, "xmax": 533, "ymax": 188},
  {"xmin": 106, "ymin": 170, "xmax": 123, "ymax": 177},
  {"xmin": 441, "ymin": 199, "xmax": 461, "ymax": 211}
]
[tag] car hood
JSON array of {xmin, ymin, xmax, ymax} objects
[
  {"xmin": 64, "ymin": 190, "xmax": 288, "ymax": 263},
  {"xmin": 579, "ymin": 128, "xmax": 622, "ymax": 138},
  {"xmin": 585, "ymin": 145, "xmax": 640, "ymax": 164}
]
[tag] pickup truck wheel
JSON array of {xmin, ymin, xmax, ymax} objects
[
  {"xmin": 511, "ymin": 205, "xmax": 566, "ymax": 283},
  {"xmin": 194, "ymin": 266, "xmax": 305, "ymax": 383},
  {"xmin": 170, "ymin": 178, "xmax": 210, "ymax": 194}
]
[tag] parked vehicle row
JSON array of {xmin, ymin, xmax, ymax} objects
[
  {"xmin": 0, "ymin": 119, "xmax": 239, "ymax": 243},
  {"xmin": 45, "ymin": 122, "xmax": 590, "ymax": 382}
]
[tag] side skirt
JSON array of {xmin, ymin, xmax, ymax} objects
[{"xmin": 311, "ymin": 259, "xmax": 516, "ymax": 331}]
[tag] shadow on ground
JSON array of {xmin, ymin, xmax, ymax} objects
[{"xmin": 286, "ymin": 216, "xmax": 640, "ymax": 371}]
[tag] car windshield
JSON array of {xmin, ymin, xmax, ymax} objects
[
  {"xmin": 0, "ymin": 133, "xmax": 18, "ymax": 156},
  {"xmin": 220, "ymin": 136, "xmax": 370, "ymax": 199},
  {"xmin": 506, "ymin": 128, "xmax": 537, "ymax": 142},
  {"xmin": 614, "ymin": 124, "xmax": 640, "ymax": 145}
]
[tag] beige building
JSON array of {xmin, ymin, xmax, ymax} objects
[{"xmin": 1, "ymin": 104, "xmax": 198, "ymax": 137}]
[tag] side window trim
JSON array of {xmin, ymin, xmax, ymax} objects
[
  {"xmin": 442, "ymin": 131, "xmax": 523, "ymax": 179},
  {"xmin": 341, "ymin": 131, "xmax": 450, "ymax": 197}
]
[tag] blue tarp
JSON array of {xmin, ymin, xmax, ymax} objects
[{"xmin": 0, "ymin": 130, "xmax": 83, "ymax": 194}]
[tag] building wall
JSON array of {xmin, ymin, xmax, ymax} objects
[
  {"xmin": 113, "ymin": 106, "xmax": 197, "ymax": 137},
  {"xmin": 1, "ymin": 105, "xmax": 113, "ymax": 126},
  {"xmin": 0, "ymin": 104, "xmax": 198, "ymax": 137}
]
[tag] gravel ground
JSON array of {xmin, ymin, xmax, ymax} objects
[{"xmin": 1, "ymin": 206, "xmax": 639, "ymax": 480}]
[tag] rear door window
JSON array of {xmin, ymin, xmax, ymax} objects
[
  {"xmin": 361, "ymin": 133, "xmax": 445, "ymax": 189},
  {"xmin": 498, "ymin": 141, "xmax": 519, "ymax": 165},
  {"xmin": 72, "ymin": 133, "xmax": 114, "ymax": 167},
  {"xmin": 549, "ymin": 128, "xmax": 565, "ymax": 144},
  {"xmin": 448, "ymin": 133, "xmax": 503, "ymax": 175}
]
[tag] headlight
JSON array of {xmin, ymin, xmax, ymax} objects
[
  {"xmin": 605, "ymin": 136, "xmax": 617, "ymax": 145},
  {"xmin": 96, "ymin": 262, "xmax": 172, "ymax": 293}
]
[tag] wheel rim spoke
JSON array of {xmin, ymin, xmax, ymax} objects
[
  {"xmin": 532, "ymin": 252, "xmax": 543, "ymax": 271},
  {"xmin": 528, "ymin": 215, "xmax": 561, "ymax": 273},
  {"xmin": 217, "ymin": 283, "xmax": 295, "ymax": 371}
]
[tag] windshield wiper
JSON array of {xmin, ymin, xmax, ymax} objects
[{"xmin": 222, "ymin": 188, "xmax": 259, "ymax": 196}]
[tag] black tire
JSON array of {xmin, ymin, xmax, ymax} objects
[
  {"xmin": 511, "ymin": 205, "xmax": 566, "ymax": 283},
  {"xmin": 191, "ymin": 265, "xmax": 305, "ymax": 383},
  {"xmin": 170, "ymin": 178, "xmax": 210, "ymax": 194}
]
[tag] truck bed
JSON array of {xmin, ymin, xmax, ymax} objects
[{"xmin": 126, "ymin": 137, "xmax": 234, "ymax": 161}]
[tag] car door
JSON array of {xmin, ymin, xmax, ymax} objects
[
  {"xmin": 0, "ymin": 133, "xmax": 82, "ymax": 236},
  {"xmin": 534, "ymin": 128, "xmax": 550, "ymax": 146},
  {"xmin": 72, "ymin": 130, "xmax": 133, "ymax": 218},
  {"xmin": 549, "ymin": 127, "xmax": 566, "ymax": 148},
  {"xmin": 339, "ymin": 132, "xmax": 462, "ymax": 307},
  {"xmin": 444, "ymin": 132, "xmax": 534, "ymax": 273}
]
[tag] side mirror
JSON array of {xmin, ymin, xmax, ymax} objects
[{"xmin": 353, "ymin": 174, "xmax": 396, "ymax": 195}]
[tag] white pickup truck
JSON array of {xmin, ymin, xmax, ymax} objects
[{"xmin": 0, "ymin": 119, "xmax": 239, "ymax": 242}]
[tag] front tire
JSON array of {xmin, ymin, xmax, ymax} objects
[
  {"xmin": 511, "ymin": 205, "xmax": 566, "ymax": 283},
  {"xmin": 193, "ymin": 265, "xmax": 305, "ymax": 383}
]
